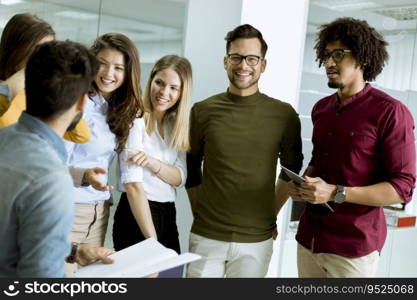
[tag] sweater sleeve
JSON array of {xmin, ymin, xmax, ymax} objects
[
  {"xmin": 278, "ymin": 105, "xmax": 303, "ymax": 181},
  {"xmin": 185, "ymin": 104, "xmax": 204, "ymax": 188}
]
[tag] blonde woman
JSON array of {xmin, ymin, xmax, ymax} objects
[{"xmin": 113, "ymin": 55, "xmax": 192, "ymax": 253}]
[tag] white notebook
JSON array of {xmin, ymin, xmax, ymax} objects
[{"xmin": 74, "ymin": 238, "xmax": 201, "ymax": 278}]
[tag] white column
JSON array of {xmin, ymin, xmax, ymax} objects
[
  {"xmin": 180, "ymin": 0, "xmax": 310, "ymax": 277},
  {"xmin": 240, "ymin": 0, "xmax": 310, "ymax": 277},
  {"xmin": 183, "ymin": 0, "xmax": 243, "ymax": 102}
]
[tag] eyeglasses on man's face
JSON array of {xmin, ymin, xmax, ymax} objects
[
  {"xmin": 227, "ymin": 53, "xmax": 263, "ymax": 66},
  {"xmin": 322, "ymin": 48, "xmax": 352, "ymax": 64}
]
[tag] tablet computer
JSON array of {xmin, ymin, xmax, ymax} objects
[
  {"xmin": 281, "ymin": 166, "xmax": 334, "ymax": 212},
  {"xmin": 281, "ymin": 165, "xmax": 305, "ymax": 184}
]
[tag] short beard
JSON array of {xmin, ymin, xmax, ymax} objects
[
  {"xmin": 229, "ymin": 75, "xmax": 258, "ymax": 91},
  {"xmin": 328, "ymin": 81, "xmax": 344, "ymax": 89},
  {"xmin": 67, "ymin": 111, "xmax": 83, "ymax": 131}
]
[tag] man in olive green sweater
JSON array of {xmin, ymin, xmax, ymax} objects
[{"xmin": 185, "ymin": 24, "xmax": 303, "ymax": 277}]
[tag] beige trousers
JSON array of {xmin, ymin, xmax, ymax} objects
[
  {"xmin": 186, "ymin": 232, "xmax": 273, "ymax": 278},
  {"xmin": 297, "ymin": 243, "xmax": 380, "ymax": 278},
  {"xmin": 64, "ymin": 202, "xmax": 110, "ymax": 277}
]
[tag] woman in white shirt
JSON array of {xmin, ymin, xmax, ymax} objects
[
  {"xmin": 113, "ymin": 55, "xmax": 192, "ymax": 253},
  {"xmin": 65, "ymin": 33, "xmax": 143, "ymax": 252}
]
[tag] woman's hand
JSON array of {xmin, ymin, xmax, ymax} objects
[
  {"xmin": 124, "ymin": 149, "xmax": 161, "ymax": 173},
  {"xmin": 83, "ymin": 167, "xmax": 113, "ymax": 191}
]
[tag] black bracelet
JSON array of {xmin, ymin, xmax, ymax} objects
[{"xmin": 65, "ymin": 242, "xmax": 78, "ymax": 264}]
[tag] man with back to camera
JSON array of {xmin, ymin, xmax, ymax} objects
[
  {"xmin": 288, "ymin": 17, "xmax": 416, "ymax": 277},
  {"xmin": 186, "ymin": 24, "xmax": 303, "ymax": 277},
  {"xmin": 0, "ymin": 40, "xmax": 114, "ymax": 277}
]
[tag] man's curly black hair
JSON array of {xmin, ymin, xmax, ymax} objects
[{"xmin": 314, "ymin": 17, "xmax": 389, "ymax": 82}]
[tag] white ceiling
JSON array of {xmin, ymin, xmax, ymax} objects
[
  {"xmin": 308, "ymin": 0, "xmax": 417, "ymax": 35},
  {"xmin": 37, "ymin": 0, "xmax": 187, "ymax": 29}
]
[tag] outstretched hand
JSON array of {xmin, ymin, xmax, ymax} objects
[
  {"xmin": 287, "ymin": 181, "xmax": 304, "ymax": 202},
  {"xmin": 123, "ymin": 149, "xmax": 160, "ymax": 173},
  {"xmin": 83, "ymin": 167, "xmax": 113, "ymax": 191}
]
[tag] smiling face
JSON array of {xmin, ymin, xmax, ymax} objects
[
  {"xmin": 224, "ymin": 37, "xmax": 266, "ymax": 96},
  {"xmin": 325, "ymin": 40, "xmax": 364, "ymax": 91},
  {"xmin": 150, "ymin": 68, "xmax": 182, "ymax": 116},
  {"xmin": 95, "ymin": 48, "xmax": 125, "ymax": 99}
]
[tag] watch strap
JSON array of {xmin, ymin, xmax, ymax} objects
[{"xmin": 65, "ymin": 242, "xmax": 78, "ymax": 264}]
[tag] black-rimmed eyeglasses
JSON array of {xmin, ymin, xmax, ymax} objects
[
  {"xmin": 322, "ymin": 49, "xmax": 352, "ymax": 64},
  {"xmin": 227, "ymin": 53, "xmax": 263, "ymax": 66}
]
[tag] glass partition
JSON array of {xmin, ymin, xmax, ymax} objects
[{"xmin": 0, "ymin": 0, "xmax": 187, "ymax": 88}]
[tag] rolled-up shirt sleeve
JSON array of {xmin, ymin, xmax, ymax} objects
[
  {"xmin": 68, "ymin": 166, "xmax": 87, "ymax": 187},
  {"xmin": 64, "ymin": 140, "xmax": 86, "ymax": 187},
  {"xmin": 174, "ymin": 150, "xmax": 187, "ymax": 188},
  {"xmin": 119, "ymin": 118, "xmax": 144, "ymax": 184},
  {"xmin": 380, "ymin": 102, "xmax": 416, "ymax": 203}
]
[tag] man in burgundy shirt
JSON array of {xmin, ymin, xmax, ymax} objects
[{"xmin": 289, "ymin": 17, "xmax": 416, "ymax": 277}]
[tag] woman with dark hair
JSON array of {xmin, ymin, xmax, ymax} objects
[
  {"xmin": 113, "ymin": 55, "xmax": 192, "ymax": 255},
  {"xmin": 64, "ymin": 33, "xmax": 143, "ymax": 275},
  {"xmin": 0, "ymin": 13, "xmax": 90, "ymax": 143}
]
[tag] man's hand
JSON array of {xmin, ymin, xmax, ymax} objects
[
  {"xmin": 83, "ymin": 168, "xmax": 113, "ymax": 191},
  {"xmin": 299, "ymin": 176, "xmax": 336, "ymax": 204},
  {"xmin": 287, "ymin": 181, "xmax": 304, "ymax": 202},
  {"xmin": 272, "ymin": 228, "xmax": 278, "ymax": 240},
  {"xmin": 76, "ymin": 244, "xmax": 115, "ymax": 266},
  {"xmin": 186, "ymin": 186, "xmax": 199, "ymax": 218}
]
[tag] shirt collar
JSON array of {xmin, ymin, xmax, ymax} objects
[
  {"xmin": 90, "ymin": 93, "xmax": 108, "ymax": 106},
  {"xmin": 18, "ymin": 112, "xmax": 68, "ymax": 162},
  {"xmin": 0, "ymin": 81, "xmax": 12, "ymax": 101},
  {"xmin": 336, "ymin": 83, "xmax": 372, "ymax": 109}
]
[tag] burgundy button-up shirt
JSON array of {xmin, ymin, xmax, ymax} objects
[{"xmin": 296, "ymin": 84, "xmax": 416, "ymax": 257}]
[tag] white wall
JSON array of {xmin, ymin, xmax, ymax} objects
[
  {"xmin": 240, "ymin": 0, "xmax": 310, "ymax": 277},
  {"xmin": 183, "ymin": 0, "xmax": 243, "ymax": 102}
]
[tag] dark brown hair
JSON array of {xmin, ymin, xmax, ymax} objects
[
  {"xmin": 25, "ymin": 40, "xmax": 99, "ymax": 120},
  {"xmin": 315, "ymin": 17, "xmax": 389, "ymax": 82},
  {"xmin": 225, "ymin": 24, "xmax": 268, "ymax": 57},
  {"xmin": 0, "ymin": 13, "xmax": 55, "ymax": 80},
  {"xmin": 90, "ymin": 33, "xmax": 144, "ymax": 152}
]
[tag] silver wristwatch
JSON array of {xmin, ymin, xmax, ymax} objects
[{"xmin": 334, "ymin": 185, "xmax": 346, "ymax": 204}]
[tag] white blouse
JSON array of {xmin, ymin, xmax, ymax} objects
[
  {"xmin": 65, "ymin": 94, "xmax": 117, "ymax": 204},
  {"xmin": 118, "ymin": 117, "xmax": 186, "ymax": 203}
]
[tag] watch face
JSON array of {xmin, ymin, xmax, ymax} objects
[{"xmin": 334, "ymin": 192, "xmax": 345, "ymax": 204}]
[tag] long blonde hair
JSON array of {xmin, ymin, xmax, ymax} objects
[{"xmin": 143, "ymin": 55, "xmax": 192, "ymax": 151}]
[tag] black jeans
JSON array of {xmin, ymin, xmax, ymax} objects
[{"xmin": 113, "ymin": 192, "xmax": 180, "ymax": 254}]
